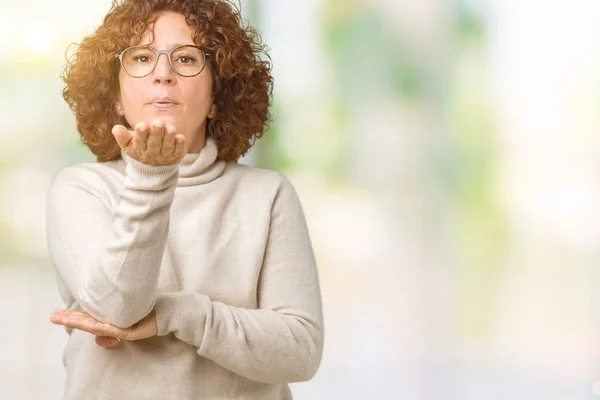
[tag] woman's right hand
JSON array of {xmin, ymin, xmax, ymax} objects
[{"xmin": 112, "ymin": 120, "xmax": 187, "ymax": 166}]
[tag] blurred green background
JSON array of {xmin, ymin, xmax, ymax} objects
[{"xmin": 2, "ymin": 0, "xmax": 600, "ymax": 399}]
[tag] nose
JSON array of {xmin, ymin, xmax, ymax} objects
[{"xmin": 153, "ymin": 53, "xmax": 176, "ymax": 84}]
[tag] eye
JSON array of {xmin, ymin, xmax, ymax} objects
[
  {"xmin": 175, "ymin": 55, "xmax": 197, "ymax": 64},
  {"xmin": 133, "ymin": 55, "xmax": 151, "ymax": 63}
]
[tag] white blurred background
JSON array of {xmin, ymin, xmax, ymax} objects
[{"xmin": 2, "ymin": 0, "xmax": 600, "ymax": 398}]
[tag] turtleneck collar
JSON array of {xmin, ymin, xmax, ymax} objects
[{"xmin": 119, "ymin": 135, "xmax": 226, "ymax": 187}]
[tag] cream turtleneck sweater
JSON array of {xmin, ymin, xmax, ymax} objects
[{"xmin": 45, "ymin": 136, "xmax": 324, "ymax": 400}]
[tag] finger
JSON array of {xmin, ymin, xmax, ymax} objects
[
  {"xmin": 57, "ymin": 310, "xmax": 100, "ymax": 326},
  {"xmin": 111, "ymin": 125, "xmax": 133, "ymax": 150},
  {"xmin": 95, "ymin": 336, "xmax": 122, "ymax": 348},
  {"xmin": 131, "ymin": 122, "xmax": 149, "ymax": 154},
  {"xmin": 134, "ymin": 121, "xmax": 150, "ymax": 143},
  {"xmin": 50, "ymin": 312, "xmax": 62, "ymax": 324},
  {"xmin": 59, "ymin": 312, "xmax": 98, "ymax": 329},
  {"xmin": 173, "ymin": 135, "xmax": 187, "ymax": 158},
  {"xmin": 51, "ymin": 308, "xmax": 67, "ymax": 318},
  {"xmin": 54, "ymin": 309, "xmax": 88, "ymax": 318},
  {"xmin": 59, "ymin": 314, "xmax": 120, "ymax": 338},
  {"xmin": 49, "ymin": 311, "xmax": 128, "ymax": 342},
  {"xmin": 50, "ymin": 309, "xmax": 90, "ymax": 324},
  {"xmin": 56, "ymin": 315, "xmax": 99, "ymax": 335},
  {"xmin": 147, "ymin": 120, "xmax": 165, "ymax": 151},
  {"xmin": 161, "ymin": 125, "xmax": 176, "ymax": 157}
]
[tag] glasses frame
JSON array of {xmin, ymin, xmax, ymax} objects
[{"xmin": 115, "ymin": 44, "xmax": 210, "ymax": 78}]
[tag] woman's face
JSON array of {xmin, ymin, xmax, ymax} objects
[{"xmin": 116, "ymin": 11, "xmax": 216, "ymax": 152}]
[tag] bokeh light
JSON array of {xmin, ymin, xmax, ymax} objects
[{"xmin": 2, "ymin": 0, "xmax": 600, "ymax": 399}]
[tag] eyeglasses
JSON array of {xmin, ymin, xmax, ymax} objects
[{"xmin": 115, "ymin": 45, "xmax": 209, "ymax": 78}]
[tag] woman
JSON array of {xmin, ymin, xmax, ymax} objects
[{"xmin": 46, "ymin": 0, "xmax": 324, "ymax": 399}]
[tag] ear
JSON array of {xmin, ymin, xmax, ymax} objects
[
  {"xmin": 208, "ymin": 104, "xmax": 217, "ymax": 119},
  {"xmin": 115, "ymin": 101, "xmax": 124, "ymax": 116}
]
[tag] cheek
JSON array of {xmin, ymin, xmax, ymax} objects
[
  {"xmin": 185, "ymin": 80, "xmax": 213, "ymax": 108},
  {"xmin": 120, "ymin": 84, "xmax": 139, "ymax": 107},
  {"xmin": 118, "ymin": 74, "xmax": 144, "ymax": 108}
]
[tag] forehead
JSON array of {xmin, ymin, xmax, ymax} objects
[{"xmin": 138, "ymin": 11, "xmax": 196, "ymax": 46}]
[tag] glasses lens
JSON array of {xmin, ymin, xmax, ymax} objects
[
  {"xmin": 120, "ymin": 46, "xmax": 206, "ymax": 77},
  {"xmin": 170, "ymin": 46, "xmax": 206, "ymax": 77},
  {"xmin": 122, "ymin": 47, "xmax": 157, "ymax": 77}
]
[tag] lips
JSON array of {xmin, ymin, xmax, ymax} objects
[{"xmin": 149, "ymin": 97, "xmax": 179, "ymax": 110}]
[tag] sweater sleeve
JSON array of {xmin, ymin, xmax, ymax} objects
[
  {"xmin": 46, "ymin": 155, "xmax": 179, "ymax": 328},
  {"xmin": 153, "ymin": 174, "xmax": 324, "ymax": 384}
]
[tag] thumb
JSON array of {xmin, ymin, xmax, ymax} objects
[
  {"xmin": 95, "ymin": 335, "xmax": 122, "ymax": 348},
  {"xmin": 111, "ymin": 125, "xmax": 132, "ymax": 149}
]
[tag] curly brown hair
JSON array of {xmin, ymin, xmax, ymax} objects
[{"xmin": 62, "ymin": 0, "xmax": 273, "ymax": 162}]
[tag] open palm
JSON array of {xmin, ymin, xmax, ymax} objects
[{"xmin": 50, "ymin": 308, "xmax": 158, "ymax": 348}]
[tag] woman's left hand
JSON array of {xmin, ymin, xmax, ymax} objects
[{"xmin": 50, "ymin": 309, "xmax": 158, "ymax": 348}]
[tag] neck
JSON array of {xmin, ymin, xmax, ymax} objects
[{"xmin": 186, "ymin": 124, "xmax": 207, "ymax": 153}]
